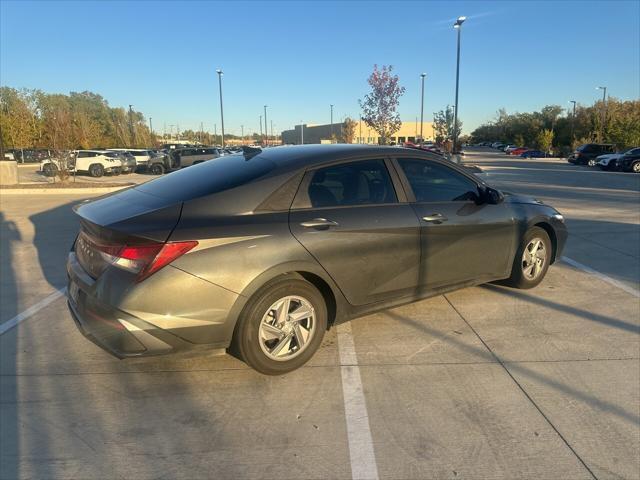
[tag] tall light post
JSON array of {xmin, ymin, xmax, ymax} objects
[
  {"xmin": 215, "ymin": 69, "xmax": 225, "ymax": 148},
  {"xmin": 452, "ymin": 16, "xmax": 466, "ymax": 154},
  {"xmin": 259, "ymin": 115, "xmax": 263, "ymax": 144},
  {"xmin": 596, "ymin": 86, "xmax": 607, "ymax": 142},
  {"xmin": 263, "ymin": 105, "xmax": 268, "ymax": 146},
  {"xmin": 420, "ymin": 73, "xmax": 426, "ymax": 143},
  {"xmin": 330, "ymin": 104, "xmax": 334, "ymax": 142},
  {"xmin": 568, "ymin": 100, "xmax": 577, "ymax": 146},
  {"xmin": 128, "ymin": 104, "xmax": 134, "ymax": 147},
  {"xmin": 300, "ymin": 121, "xmax": 304, "ymax": 145},
  {"xmin": 149, "ymin": 117, "xmax": 153, "ymax": 134}
]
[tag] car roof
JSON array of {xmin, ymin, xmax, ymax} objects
[{"xmin": 247, "ymin": 144, "xmax": 437, "ymax": 171}]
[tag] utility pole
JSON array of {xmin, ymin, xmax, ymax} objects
[
  {"xmin": 569, "ymin": 100, "xmax": 577, "ymax": 146},
  {"xmin": 263, "ymin": 105, "xmax": 268, "ymax": 146},
  {"xmin": 420, "ymin": 73, "xmax": 426, "ymax": 142},
  {"xmin": 128, "ymin": 104, "xmax": 134, "ymax": 147},
  {"xmin": 330, "ymin": 104, "xmax": 334, "ymax": 142},
  {"xmin": 597, "ymin": 86, "xmax": 607, "ymax": 142}
]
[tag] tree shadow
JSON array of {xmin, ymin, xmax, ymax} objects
[
  {"xmin": 0, "ymin": 211, "xmax": 20, "ymax": 479},
  {"xmin": 384, "ymin": 308, "xmax": 639, "ymax": 425}
]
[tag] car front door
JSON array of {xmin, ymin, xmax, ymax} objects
[
  {"xmin": 289, "ymin": 157, "xmax": 420, "ymax": 306},
  {"xmin": 394, "ymin": 157, "xmax": 517, "ymax": 290}
]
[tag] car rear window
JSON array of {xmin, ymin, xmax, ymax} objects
[{"xmin": 135, "ymin": 153, "xmax": 276, "ymax": 202}]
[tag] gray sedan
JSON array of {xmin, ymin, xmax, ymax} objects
[{"xmin": 66, "ymin": 145, "xmax": 567, "ymax": 374}]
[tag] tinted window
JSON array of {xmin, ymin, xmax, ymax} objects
[
  {"xmin": 135, "ymin": 152, "xmax": 276, "ymax": 202},
  {"xmin": 398, "ymin": 159, "xmax": 478, "ymax": 202},
  {"xmin": 307, "ymin": 159, "xmax": 396, "ymax": 208},
  {"xmin": 77, "ymin": 152, "xmax": 89, "ymax": 158}
]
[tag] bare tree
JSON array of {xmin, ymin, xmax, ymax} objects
[
  {"xmin": 359, "ymin": 65, "xmax": 405, "ymax": 144},
  {"xmin": 342, "ymin": 117, "xmax": 357, "ymax": 144}
]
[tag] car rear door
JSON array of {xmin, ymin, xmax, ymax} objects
[
  {"xmin": 393, "ymin": 156, "xmax": 517, "ymax": 290},
  {"xmin": 289, "ymin": 157, "xmax": 420, "ymax": 306}
]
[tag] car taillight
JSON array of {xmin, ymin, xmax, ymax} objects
[{"xmin": 90, "ymin": 235, "xmax": 197, "ymax": 281}]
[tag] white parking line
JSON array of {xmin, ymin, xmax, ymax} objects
[
  {"xmin": 0, "ymin": 288, "xmax": 66, "ymax": 335},
  {"xmin": 561, "ymin": 256, "xmax": 640, "ymax": 298},
  {"xmin": 337, "ymin": 322, "xmax": 379, "ymax": 480}
]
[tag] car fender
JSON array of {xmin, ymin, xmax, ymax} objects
[{"xmin": 226, "ymin": 259, "xmax": 350, "ymax": 336}]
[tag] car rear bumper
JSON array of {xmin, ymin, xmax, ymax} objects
[{"xmin": 66, "ymin": 252, "xmax": 239, "ymax": 358}]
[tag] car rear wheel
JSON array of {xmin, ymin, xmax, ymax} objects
[
  {"xmin": 632, "ymin": 162, "xmax": 640, "ymax": 173},
  {"xmin": 89, "ymin": 164, "xmax": 104, "ymax": 177},
  {"xmin": 587, "ymin": 158, "xmax": 597, "ymax": 167},
  {"xmin": 150, "ymin": 163, "xmax": 165, "ymax": 175},
  {"xmin": 42, "ymin": 163, "xmax": 57, "ymax": 177},
  {"xmin": 504, "ymin": 226, "xmax": 552, "ymax": 289},
  {"xmin": 231, "ymin": 277, "xmax": 327, "ymax": 375}
]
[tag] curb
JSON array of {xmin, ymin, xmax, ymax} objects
[{"xmin": 0, "ymin": 185, "xmax": 130, "ymax": 195}]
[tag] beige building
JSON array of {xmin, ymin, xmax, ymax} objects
[{"xmin": 281, "ymin": 121, "xmax": 435, "ymax": 145}]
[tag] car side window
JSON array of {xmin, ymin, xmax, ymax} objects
[
  {"xmin": 307, "ymin": 159, "xmax": 397, "ymax": 208},
  {"xmin": 398, "ymin": 158, "xmax": 479, "ymax": 203},
  {"xmin": 77, "ymin": 152, "xmax": 88, "ymax": 158}
]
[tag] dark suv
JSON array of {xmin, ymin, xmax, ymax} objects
[{"xmin": 568, "ymin": 144, "xmax": 615, "ymax": 166}]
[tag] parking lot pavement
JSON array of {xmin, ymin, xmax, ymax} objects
[{"xmin": 1, "ymin": 151, "xmax": 639, "ymax": 479}]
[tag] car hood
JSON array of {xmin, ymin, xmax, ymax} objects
[{"xmin": 502, "ymin": 191, "xmax": 544, "ymax": 205}]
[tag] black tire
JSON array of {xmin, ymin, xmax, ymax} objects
[
  {"xmin": 88, "ymin": 164, "xmax": 104, "ymax": 177},
  {"xmin": 504, "ymin": 226, "xmax": 552, "ymax": 289},
  {"xmin": 112, "ymin": 168, "xmax": 121, "ymax": 176},
  {"xmin": 231, "ymin": 277, "xmax": 327, "ymax": 375},
  {"xmin": 42, "ymin": 163, "xmax": 57, "ymax": 177},
  {"xmin": 587, "ymin": 158, "xmax": 597, "ymax": 167},
  {"xmin": 632, "ymin": 161, "xmax": 640, "ymax": 174},
  {"xmin": 150, "ymin": 163, "xmax": 165, "ymax": 175}
]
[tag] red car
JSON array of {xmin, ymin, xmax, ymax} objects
[{"xmin": 509, "ymin": 147, "xmax": 529, "ymax": 156}]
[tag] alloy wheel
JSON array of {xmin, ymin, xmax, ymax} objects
[
  {"xmin": 522, "ymin": 238, "xmax": 546, "ymax": 280},
  {"xmin": 258, "ymin": 295, "xmax": 316, "ymax": 361},
  {"xmin": 633, "ymin": 162, "xmax": 640, "ymax": 173}
]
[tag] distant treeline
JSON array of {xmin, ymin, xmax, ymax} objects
[
  {"xmin": 0, "ymin": 87, "xmax": 156, "ymax": 150},
  {"xmin": 471, "ymin": 99, "xmax": 640, "ymax": 154}
]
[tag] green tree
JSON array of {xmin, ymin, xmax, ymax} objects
[
  {"xmin": 359, "ymin": 65, "xmax": 405, "ymax": 144},
  {"xmin": 536, "ymin": 129, "xmax": 554, "ymax": 153},
  {"xmin": 433, "ymin": 105, "xmax": 461, "ymax": 144}
]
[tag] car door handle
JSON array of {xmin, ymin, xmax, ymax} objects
[
  {"xmin": 300, "ymin": 218, "xmax": 339, "ymax": 229},
  {"xmin": 422, "ymin": 214, "xmax": 448, "ymax": 223}
]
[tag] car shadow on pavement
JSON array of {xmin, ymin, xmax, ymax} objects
[{"xmin": 384, "ymin": 308, "xmax": 639, "ymax": 425}]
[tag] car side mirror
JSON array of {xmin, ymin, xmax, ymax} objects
[{"xmin": 481, "ymin": 186, "xmax": 504, "ymax": 205}]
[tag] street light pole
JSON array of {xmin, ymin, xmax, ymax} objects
[
  {"xmin": 420, "ymin": 73, "xmax": 426, "ymax": 143},
  {"xmin": 216, "ymin": 69, "xmax": 225, "ymax": 148},
  {"xmin": 569, "ymin": 100, "xmax": 577, "ymax": 145},
  {"xmin": 128, "ymin": 104, "xmax": 134, "ymax": 147},
  {"xmin": 149, "ymin": 117, "xmax": 153, "ymax": 134},
  {"xmin": 596, "ymin": 86, "xmax": 607, "ymax": 142},
  {"xmin": 259, "ymin": 115, "xmax": 263, "ymax": 144},
  {"xmin": 452, "ymin": 16, "xmax": 466, "ymax": 154},
  {"xmin": 330, "ymin": 104, "xmax": 334, "ymax": 142},
  {"xmin": 263, "ymin": 105, "xmax": 268, "ymax": 146},
  {"xmin": 301, "ymin": 121, "xmax": 304, "ymax": 145}
]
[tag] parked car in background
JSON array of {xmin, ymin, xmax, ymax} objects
[
  {"xmin": 596, "ymin": 147, "xmax": 640, "ymax": 171},
  {"xmin": 504, "ymin": 145, "xmax": 520, "ymax": 154},
  {"xmin": 567, "ymin": 144, "xmax": 615, "ymax": 166},
  {"xmin": 169, "ymin": 147, "xmax": 221, "ymax": 168},
  {"xmin": 42, "ymin": 150, "xmax": 122, "ymax": 177},
  {"xmin": 66, "ymin": 144, "xmax": 567, "ymax": 374},
  {"xmin": 509, "ymin": 147, "xmax": 529, "ymax": 156},
  {"xmin": 147, "ymin": 150, "xmax": 173, "ymax": 174},
  {"xmin": 114, "ymin": 151, "xmax": 136, "ymax": 173},
  {"xmin": 109, "ymin": 149, "xmax": 153, "ymax": 169},
  {"xmin": 520, "ymin": 150, "xmax": 547, "ymax": 158},
  {"xmin": 617, "ymin": 148, "xmax": 640, "ymax": 173}
]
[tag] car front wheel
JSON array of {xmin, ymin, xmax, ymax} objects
[
  {"xmin": 632, "ymin": 162, "xmax": 640, "ymax": 173},
  {"xmin": 150, "ymin": 163, "xmax": 165, "ymax": 175},
  {"xmin": 231, "ymin": 277, "xmax": 327, "ymax": 375},
  {"xmin": 587, "ymin": 158, "xmax": 597, "ymax": 167},
  {"xmin": 504, "ymin": 227, "xmax": 552, "ymax": 289}
]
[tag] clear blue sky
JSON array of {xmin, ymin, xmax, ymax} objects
[{"xmin": 1, "ymin": 0, "xmax": 638, "ymax": 135}]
